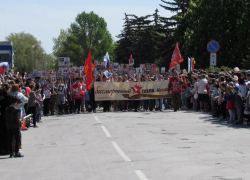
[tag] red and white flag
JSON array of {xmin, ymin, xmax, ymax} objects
[{"xmin": 129, "ymin": 54, "xmax": 134, "ymax": 66}]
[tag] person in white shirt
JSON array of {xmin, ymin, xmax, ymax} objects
[{"xmin": 197, "ymin": 74, "xmax": 208, "ymax": 111}]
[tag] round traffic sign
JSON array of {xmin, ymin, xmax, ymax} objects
[{"xmin": 207, "ymin": 40, "xmax": 220, "ymax": 53}]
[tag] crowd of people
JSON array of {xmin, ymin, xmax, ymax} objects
[
  {"xmin": 176, "ymin": 67, "xmax": 250, "ymax": 126},
  {"xmin": 0, "ymin": 66, "xmax": 250, "ymax": 158}
]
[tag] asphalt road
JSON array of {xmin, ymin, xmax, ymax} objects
[{"xmin": 1, "ymin": 109, "xmax": 250, "ymax": 180}]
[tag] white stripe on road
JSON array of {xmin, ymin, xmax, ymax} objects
[
  {"xmin": 134, "ymin": 170, "xmax": 149, "ymax": 180},
  {"xmin": 94, "ymin": 116, "xmax": 101, "ymax": 124},
  {"xmin": 101, "ymin": 126, "xmax": 112, "ymax": 138},
  {"xmin": 111, "ymin": 141, "xmax": 131, "ymax": 162}
]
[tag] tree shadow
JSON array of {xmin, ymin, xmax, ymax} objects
[{"xmin": 200, "ymin": 116, "xmax": 250, "ymax": 129}]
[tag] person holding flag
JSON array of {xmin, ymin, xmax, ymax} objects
[
  {"xmin": 168, "ymin": 43, "xmax": 186, "ymax": 112},
  {"xmin": 84, "ymin": 49, "xmax": 95, "ymax": 113}
]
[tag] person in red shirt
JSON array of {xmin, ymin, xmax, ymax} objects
[
  {"xmin": 168, "ymin": 70, "xmax": 186, "ymax": 112},
  {"xmin": 71, "ymin": 77, "xmax": 84, "ymax": 114}
]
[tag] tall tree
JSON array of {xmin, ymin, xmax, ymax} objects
[
  {"xmin": 6, "ymin": 32, "xmax": 54, "ymax": 73},
  {"xmin": 116, "ymin": 11, "xmax": 168, "ymax": 67},
  {"xmin": 179, "ymin": 0, "xmax": 250, "ymax": 68},
  {"xmin": 53, "ymin": 11, "xmax": 113, "ymax": 66}
]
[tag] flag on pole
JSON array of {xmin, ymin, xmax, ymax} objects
[
  {"xmin": 168, "ymin": 42, "xmax": 184, "ymax": 72},
  {"xmin": 104, "ymin": 52, "xmax": 110, "ymax": 68},
  {"xmin": 0, "ymin": 62, "xmax": 8, "ymax": 75},
  {"xmin": 191, "ymin": 57, "xmax": 196, "ymax": 71},
  {"xmin": 84, "ymin": 49, "xmax": 95, "ymax": 91},
  {"xmin": 151, "ymin": 64, "xmax": 156, "ymax": 74},
  {"xmin": 188, "ymin": 57, "xmax": 191, "ymax": 73},
  {"xmin": 129, "ymin": 54, "xmax": 134, "ymax": 66}
]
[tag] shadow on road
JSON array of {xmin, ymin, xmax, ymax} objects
[{"xmin": 181, "ymin": 110, "xmax": 250, "ymax": 129}]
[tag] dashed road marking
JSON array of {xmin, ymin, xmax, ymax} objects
[
  {"xmin": 101, "ymin": 126, "xmax": 112, "ymax": 138},
  {"xmin": 134, "ymin": 170, "xmax": 149, "ymax": 180},
  {"xmin": 94, "ymin": 116, "xmax": 101, "ymax": 124},
  {"xmin": 111, "ymin": 141, "xmax": 131, "ymax": 162}
]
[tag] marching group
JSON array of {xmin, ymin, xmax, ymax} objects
[{"xmin": 1, "ymin": 66, "xmax": 250, "ymax": 158}]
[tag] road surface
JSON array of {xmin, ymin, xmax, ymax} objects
[{"xmin": 1, "ymin": 110, "xmax": 250, "ymax": 180}]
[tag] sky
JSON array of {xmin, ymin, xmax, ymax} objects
[{"xmin": 0, "ymin": 0, "xmax": 172, "ymax": 54}]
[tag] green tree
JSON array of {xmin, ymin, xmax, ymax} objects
[
  {"xmin": 178, "ymin": 0, "xmax": 250, "ymax": 68},
  {"xmin": 53, "ymin": 11, "xmax": 113, "ymax": 66},
  {"xmin": 6, "ymin": 32, "xmax": 46, "ymax": 73}
]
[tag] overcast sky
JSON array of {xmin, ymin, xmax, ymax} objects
[{"xmin": 0, "ymin": 0, "xmax": 172, "ymax": 54}]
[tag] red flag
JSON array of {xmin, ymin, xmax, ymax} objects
[
  {"xmin": 129, "ymin": 54, "xmax": 134, "ymax": 65},
  {"xmin": 192, "ymin": 57, "xmax": 196, "ymax": 71},
  {"xmin": 0, "ymin": 65, "xmax": 6, "ymax": 75},
  {"xmin": 130, "ymin": 55, "xmax": 133, "ymax": 64},
  {"xmin": 152, "ymin": 64, "xmax": 156, "ymax": 74},
  {"xmin": 168, "ymin": 42, "xmax": 184, "ymax": 72},
  {"xmin": 84, "ymin": 49, "xmax": 95, "ymax": 91}
]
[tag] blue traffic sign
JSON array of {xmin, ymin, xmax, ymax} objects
[{"xmin": 207, "ymin": 40, "xmax": 220, "ymax": 53}]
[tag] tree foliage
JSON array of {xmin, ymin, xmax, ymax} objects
[
  {"xmin": 116, "ymin": 0, "xmax": 250, "ymax": 70},
  {"xmin": 6, "ymin": 32, "xmax": 55, "ymax": 73},
  {"xmin": 115, "ymin": 1, "xmax": 189, "ymax": 68},
  {"xmin": 179, "ymin": 0, "xmax": 250, "ymax": 69},
  {"xmin": 115, "ymin": 10, "xmax": 174, "ymax": 67},
  {"xmin": 53, "ymin": 11, "xmax": 114, "ymax": 67}
]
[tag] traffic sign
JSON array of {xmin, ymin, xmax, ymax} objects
[
  {"xmin": 207, "ymin": 40, "xmax": 220, "ymax": 53},
  {"xmin": 210, "ymin": 53, "xmax": 217, "ymax": 66}
]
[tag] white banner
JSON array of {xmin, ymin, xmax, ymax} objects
[{"xmin": 94, "ymin": 81, "xmax": 171, "ymax": 101}]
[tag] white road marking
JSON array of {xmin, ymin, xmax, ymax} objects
[
  {"xmin": 134, "ymin": 170, "xmax": 149, "ymax": 180},
  {"xmin": 94, "ymin": 116, "xmax": 101, "ymax": 124},
  {"xmin": 101, "ymin": 126, "xmax": 112, "ymax": 138},
  {"xmin": 111, "ymin": 141, "xmax": 131, "ymax": 162}
]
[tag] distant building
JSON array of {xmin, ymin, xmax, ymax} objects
[{"xmin": 0, "ymin": 41, "xmax": 14, "ymax": 69}]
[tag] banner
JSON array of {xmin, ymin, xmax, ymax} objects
[{"xmin": 94, "ymin": 81, "xmax": 172, "ymax": 101}]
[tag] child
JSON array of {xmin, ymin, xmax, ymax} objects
[
  {"xmin": 5, "ymin": 96, "xmax": 24, "ymax": 158},
  {"xmin": 36, "ymin": 90, "xmax": 43, "ymax": 123},
  {"xmin": 212, "ymin": 84, "xmax": 220, "ymax": 117},
  {"xmin": 234, "ymin": 86, "xmax": 243, "ymax": 124},
  {"xmin": 226, "ymin": 86, "xmax": 235, "ymax": 123}
]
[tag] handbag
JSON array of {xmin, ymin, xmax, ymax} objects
[{"xmin": 194, "ymin": 93, "xmax": 198, "ymax": 99}]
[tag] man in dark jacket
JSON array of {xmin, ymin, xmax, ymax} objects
[{"xmin": 5, "ymin": 96, "xmax": 24, "ymax": 158}]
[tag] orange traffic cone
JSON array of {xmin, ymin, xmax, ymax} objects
[{"xmin": 21, "ymin": 121, "xmax": 26, "ymax": 130}]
